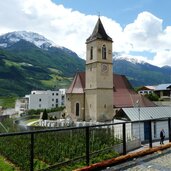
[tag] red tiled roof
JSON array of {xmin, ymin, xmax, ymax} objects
[
  {"xmin": 67, "ymin": 72, "xmax": 156, "ymax": 107},
  {"xmin": 67, "ymin": 72, "xmax": 85, "ymax": 94},
  {"xmin": 113, "ymin": 74, "xmax": 156, "ymax": 107}
]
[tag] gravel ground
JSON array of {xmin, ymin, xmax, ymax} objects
[{"xmin": 103, "ymin": 147, "xmax": 171, "ymax": 171}]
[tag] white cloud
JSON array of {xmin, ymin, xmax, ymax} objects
[
  {"xmin": 122, "ymin": 11, "xmax": 171, "ymax": 66},
  {"xmin": 152, "ymin": 50, "xmax": 171, "ymax": 67},
  {"xmin": 123, "ymin": 12, "xmax": 163, "ymax": 51},
  {"xmin": 1, "ymin": 1, "xmax": 171, "ymax": 67}
]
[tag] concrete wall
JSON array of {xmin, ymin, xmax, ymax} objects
[
  {"xmin": 113, "ymin": 139, "xmax": 141, "ymax": 154},
  {"xmin": 132, "ymin": 121, "xmax": 168, "ymax": 142},
  {"xmin": 66, "ymin": 94, "xmax": 85, "ymax": 121}
]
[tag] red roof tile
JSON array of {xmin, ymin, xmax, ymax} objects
[
  {"xmin": 67, "ymin": 72, "xmax": 156, "ymax": 107},
  {"xmin": 67, "ymin": 72, "xmax": 85, "ymax": 94}
]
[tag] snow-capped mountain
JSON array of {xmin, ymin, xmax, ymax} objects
[
  {"xmin": 113, "ymin": 53, "xmax": 147, "ymax": 65},
  {"xmin": 112, "ymin": 54, "xmax": 171, "ymax": 87},
  {"xmin": 0, "ymin": 31, "xmax": 85, "ymax": 97},
  {"xmin": 0, "ymin": 31, "xmax": 60, "ymax": 50},
  {"xmin": 115, "ymin": 56, "xmax": 147, "ymax": 65}
]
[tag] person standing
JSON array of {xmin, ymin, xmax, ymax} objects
[{"xmin": 160, "ymin": 129, "xmax": 165, "ymax": 144}]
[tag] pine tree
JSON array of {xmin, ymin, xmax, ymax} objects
[{"xmin": 42, "ymin": 109, "xmax": 48, "ymax": 120}]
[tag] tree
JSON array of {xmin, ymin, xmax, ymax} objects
[
  {"xmin": 42, "ymin": 109, "xmax": 48, "ymax": 120},
  {"xmin": 145, "ymin": 93, "xmax": 159, "ymax": 101}
]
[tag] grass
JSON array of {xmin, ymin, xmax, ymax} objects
[
  {"xmin": 57, "ymin": 150, "xmax": 119, "ymax": 171},
  {"xmin": 0, "ymin": 150, "xmax": 119, "ymax": 171},
  {"xmin": 23, "ymin": 118, "xmax": 39, "ymax": 124},
  {"xmin": 4, "ymin": 59, "xmax": 22, "ymax": 68},
  {"xmin": 0, "ymin": 155, "xmax": 49, "ymax": 171},
  {"xmin": 41, "ymin": 74, "xmax": 72, "ymax": 89},
  {"xmin": 0, "ymin": 155, "xmax": 17, "ymax": 171},
  {"xmin": 0, "ymin": 96, "xmax": 17, "ymax": 108}
]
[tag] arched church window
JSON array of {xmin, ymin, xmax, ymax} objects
[
  {"xmin": 76, "ymin": 102, "xmax": 80, "ymax": 116},
  {"xmin": 102, "ymin": 45, "xmax": 106, "ymax": 59},
  {"xmin": 90, "ymin": 46, "xmax": 93, "ymax": 60}
]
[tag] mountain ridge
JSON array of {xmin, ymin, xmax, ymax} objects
[
  {"xmin": 0, "ymin": 31, "xmax": 59, "ymax": 50},
  {"xmin": 0, "ymin": 31, "xmax": 171, "ymax": 97},
  {"xmin": 0, "ymin": 31, "xmax": 85, "ymax": 96},
  {"xmin": 113, "ymin": 56, "xmax": 171, "ymax": 87}
]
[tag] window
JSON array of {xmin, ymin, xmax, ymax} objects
[
  {"xmin": 39, "ymin": 104, "xmax": 41, "ymax": 108},
  {"xmin": 56, "ymin": 99, "xmax": 58, "ymax": 103},
  {"xmin": 52, "ymin": 99, "xmax": 54, "ymax": 101},
  {"xmin": 90, "ymin": 46, "xmax": 93, "ymax": 60},
  {"xmin": 76, "ymin": 103, "xmax": 80, "ymax": 116},
  {"xmin": 56, "ymin": 93, "xmax": 58, "ymax": 96},
  {"xmin": 39, "ymin": 98, "xmax": 41, "ymax": 102},
  {"xmin": 102, "ymin": 45, "xmax": 106, "ymax": 59},
  {"xmin": 52, "ymin": 93, "xmax": 54, "ymax": 96}
]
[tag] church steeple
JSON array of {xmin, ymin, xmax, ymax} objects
[
  {"xmin": 86, "ymin": 17, "xmax": 112, "ymax": 43},
  {"xmin": 85, "ymin": 17, "xmax": 113, "ymax": 122}
]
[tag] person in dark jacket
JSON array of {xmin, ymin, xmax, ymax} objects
[{"xmin": 160, "ymin": 129, "xmax": 165, "ymax": 144}]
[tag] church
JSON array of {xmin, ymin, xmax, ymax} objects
[{"xmin": 66, "ymin": 18, "xmax": 155, "ymax": 122}]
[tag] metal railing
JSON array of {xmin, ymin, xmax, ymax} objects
[{"xmin": 0, "ymin": 117, "xmax": 171, "ymax": 171}]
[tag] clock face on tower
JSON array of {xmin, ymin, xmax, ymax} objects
[{"xmin": 101, "ymin": 64, "xmax": 108, "ymax": 73}]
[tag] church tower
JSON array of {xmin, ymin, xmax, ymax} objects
[{"xmin": 85, "ymin": 18, "xmax": 113, "ymax": 122}]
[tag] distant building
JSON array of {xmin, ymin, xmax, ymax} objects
[
  {"xmin": 26, "ymin": 89, "xmax": 66, "ymax": 109},
  {"xmin": 138, "ymin": 86, "xmax": 155, "ymax": 95},
  {"xmin": 15, "ymin": 98, "xmax": 29, "ymax": 114},
  {"xmin": 15, "ymin": 89, "xmax": 66, "ymax": 113},
  {"xmin": 154, "ymin": 83, "xmax": 171, "ymax": 101},
  {"xmin": 114, "ymin": 106, "xmax": 171, "ymax": 142},
  {"xmin": 138, "ymin": 84, "xmax": 171, "ymax": 101}
]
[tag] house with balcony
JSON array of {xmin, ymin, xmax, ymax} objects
[{"xmin": 154, "ymin": 84, "xmax": 171, "ymax": 101}]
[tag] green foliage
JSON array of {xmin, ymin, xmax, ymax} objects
[
  {"xmin": 0, "ymin": 155, "xmax": 16, "ymax": 171},
  {"xmin": 0, "ymin": 96, "xmax": 17, "ymax": 108},
  {"xmin": 58, "ymin": 150, "xmax": 118, "ymax": 171},
  {"xmin": 0, "ymin": 118, "xmax": 19, "ymax": 133},
  {"xmin": 42, "ymin": 109, "xmax": 48, "ymax": 120},
  {"xmin": 27, "ymin": 106, "xmax": 65, "ymax": 115},
  {"xmin": 0, "ymin": 126, "xmax": 120, "ymax": 170},
  {"xmin": 145, "ymin": 93, "xmax": 159, "ymax": 101},
  {"xmin": 113, "ymin": 58, "xmax": 171, "ymax": 87},
  {"xmin": 0, "ymin": 41, "xmax": 85, "ymax": 97}
]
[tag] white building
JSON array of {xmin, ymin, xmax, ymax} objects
[
  {"xmin": 138, "ymin": 86, "xmax": 155, "ymax": 95},
  {"xmin": 15, "ymin": 89, "xmax": 66, "ymax": 113},
  {"xmin": 114, "ymin": 106, "xmax": 171, "ymax": 142},
  {"xmin": 26, "ymin": 89, "xmax": 66, "ymax": 110},
  {"xmin": 15, "ymin": 98, "xmax": 29, "ymax": 114}
]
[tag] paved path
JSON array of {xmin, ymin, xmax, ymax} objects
[{"xmin": 103, "ymin": 140, "xmax": 171, "ymax": 171}]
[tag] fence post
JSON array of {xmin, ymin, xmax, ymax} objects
[
  {"xmin": 149, "ymin": 120, "xmax": 152, "ymax": 148},
  {"xmin": 86, "ymin": 127, "xmax": 90, "ymax": 166},
  {"xmin": 168, "ymin": 118, "xmax": 171, "ymax": 142},
  {"xmin": 30, "ymin": 133, "xmax": 34, "ymax": 171},
  {"xmin": 122, "ymin": 123, "xmax": 126, "ymax": 155}
]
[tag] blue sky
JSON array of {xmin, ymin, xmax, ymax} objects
[
  {"xmin": 0, "ymin": 0, "xmax": 171, "ymax": 67},
  {"xmin": 53, "ymin": 0, "xmax": 171, "ymax": 28}
]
